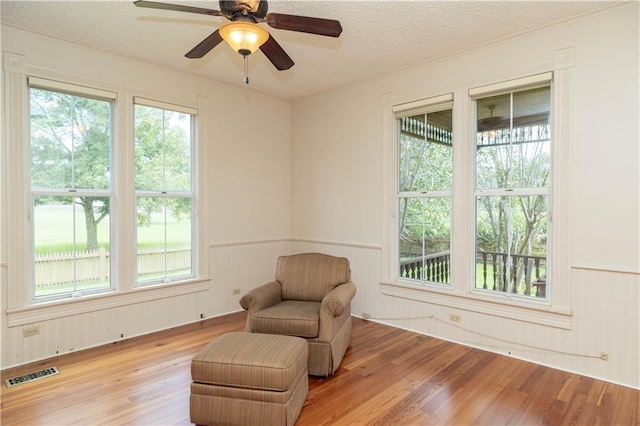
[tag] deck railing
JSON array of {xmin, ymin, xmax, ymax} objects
[
  {"xmin": 476, "ymin": 251, "xmax": 546, "ymax": 297},
  {"xmin": 400, "ymin": 251, "xmax": 451, "ymax": 283},
  {"xmin": 400, "ymin": 250, "xmax": 546, "ymax": 297}
]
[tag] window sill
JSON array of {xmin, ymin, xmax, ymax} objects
[
  {"xmin": 6, "ymin": 278, "xmax": 211, "ymax": 327},
  {"xmin": 380, "ymin": 280, "xmax": 572, "ymax": 330}
]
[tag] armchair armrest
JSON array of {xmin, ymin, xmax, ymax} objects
[
  {"xmin": 321, "ymin": 281, "xmax": 356, "ymax": 317},
  {"xmin": 239, "ymin": 281, "xmax": 282, "ymax": 313}
]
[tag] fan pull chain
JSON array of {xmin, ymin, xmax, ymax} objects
[{"xmin": 243, "ymin": 55, "xmax": 249, "ymax": 84}]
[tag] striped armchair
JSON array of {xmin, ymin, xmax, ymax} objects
[{"xmin": 240, "ymin": 252, "xmax": 357, "ymax": 377}]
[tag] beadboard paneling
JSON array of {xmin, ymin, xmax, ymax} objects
[
  {"xmin": 206, "ymin": 239, "xmax": 292, "ymax": 314},
  {"xmin": 1, "ymin": 240, "xmax": 291, "ymax": 369},
  {"xmin": 291, "ymin": 240, "xmax": 639, "ymax": 389}
]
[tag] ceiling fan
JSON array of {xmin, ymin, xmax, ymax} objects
[{"xmin": 133, "ymin": 0, "xmax": 343, "ymax": 72}]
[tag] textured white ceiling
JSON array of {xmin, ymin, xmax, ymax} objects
[{"xmin": 1, "ymin": 0, "xmax": 617, "ymax": 100}]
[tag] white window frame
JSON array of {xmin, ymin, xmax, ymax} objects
[
  {"xmin": 133, "ymin": 97, "xmax": 197, "ymax": 286},
  {"xmin": 4, "ymin": 53, "xmax": 208, "ymax": 326},
  {"xmin": 393, "ymin": 94, "xmax": 454, "ymax": 287},
  {"xmin": 470, "ymin": 74, "xmax": 552, "ymax": 302},
  {"xmin": 28, "ymin": 77, "xmax": 116, "ymax": 301},
  {"xmin": 381, "ymin": 64, "xmax": 574, "ymax": 329}
]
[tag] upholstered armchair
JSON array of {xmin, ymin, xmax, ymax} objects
[{"xmin": 239, "ymin": 252, "xmax": 356, "ymax": 377}]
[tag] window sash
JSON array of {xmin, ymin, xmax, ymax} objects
[
  {"xmin": 473, "ymin": 82, "xmax": 551, "ymax": 300},
  {"xmin": 396, "ymin": 97, "xmax": 453, "ymax": 285},
  {"xmin": 29, "ymin": 84, "xmax": 114, "ymax": 300},
  {"xmin": 133, "ymin": 100, "xmax": 196, "ymax": 286}
]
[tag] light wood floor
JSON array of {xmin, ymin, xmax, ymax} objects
[{"xmin": 1, "ymin": 311, "xmax": 638, "ymax": 425}]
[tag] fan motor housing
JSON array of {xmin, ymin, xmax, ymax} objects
[{"xmin": 220, "ymin": 0, "xmax": 268, "ymax": 19}]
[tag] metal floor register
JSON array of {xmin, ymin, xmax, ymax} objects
[{"xmin": 4, "ymin": 366, "xmax": 60, "ymax": 387}]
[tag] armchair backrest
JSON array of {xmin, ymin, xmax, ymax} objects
[{"xmin": 276, "ymin": 253, "xmax": 351, "ymax": 302}]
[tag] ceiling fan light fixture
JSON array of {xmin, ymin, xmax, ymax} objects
[{"xmin": 219, "ymin": 21, "xmax": 269, "ymax": 56}]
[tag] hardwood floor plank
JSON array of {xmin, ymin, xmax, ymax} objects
[{"xmin": 2, "ymin": 312, "xmax": 637, "ymax": 425}]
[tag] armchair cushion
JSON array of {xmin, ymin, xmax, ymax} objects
[
  {"xmin": 276, "ymin": 253, "xmax": 350, "ymax": 302},
  {"xmin": 251, "ymin": 301, "xmax": 320, "ymax": 338}
]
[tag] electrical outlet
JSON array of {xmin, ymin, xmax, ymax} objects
[
  {"xmin": 362, "ymin": 312, "xmax": 371, "ymax": 320},
  {"xmin": 232, "ymin": 288, "xmax": 241, "ymax": 295},
  {"xmin": 600, "ymin": 352, "xmax": 608, "ymax": 361},
  {"xmin": 449, "ymin": 313, "xmax": 461, "ymax": 323},
  {"xmin": 23, "ymin": 325, "xmax": 40, "ymax": 337}
]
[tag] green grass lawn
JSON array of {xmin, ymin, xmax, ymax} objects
[{"xmin": 34, "ymin": 206, "xmax": 190, "ymax": 253}]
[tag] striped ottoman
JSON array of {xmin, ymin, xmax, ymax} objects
[{"xmin": 190, "ymin": 332, "xmax": 308, "ymax": 426}]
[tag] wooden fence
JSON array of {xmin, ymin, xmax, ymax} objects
[{"xmin": 34, "ymin": 246, "xmax": 191, "ymax": 290}]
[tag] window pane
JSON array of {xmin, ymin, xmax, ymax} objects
[
  {"xmin": 30, "ymin": 89, "xmax": 111, "ymax": 190},
  {"xmin": 475, "ymin": 195, "xmax": 547, "ymax": 297},
  {"xmin": 399, "ymin": 109, "xmax": 453, "ymax": 192},
  {"xmin": 134, "ymin": 105, "xmax": 192, "ymax": 192},
  {"xmin": 136, "ymin": 197, "xmax": 192, "ymax": 283},
  {"xmin": 134, "ymin": 100, "xmax": 195, "ymax": 286},
  {"xmin": 30, "ymin": 85, "xmax": 112, "ymax": 300},
  {"xmin": 33, "ymin": 196, "xmax": 111, "ymax": 297},
  {"xmin": 398, "ymin": 197, "xmax": 451, "ymax": 284},
  {"xmin": 475, "ymin": 84, "xmax": 550, "ymax": 300},
  {"xmin": 476, "ymin": 87, "xmax": 550, "ymax": 190},
  {"xmin": 511, "ymin": 87, "xmax": 551, "ymax": 189}
]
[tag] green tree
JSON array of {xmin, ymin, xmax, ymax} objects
[
  {"xmin": 134, "ymin": 104, "xmax": 192, "ymax": 226},
  {"xmin": 30, "ymin": 89, "xmax": 110, "ymax": 250},
  {"xmin": 398, "ymin": 112, "xmax": 453, "ymax": 259},
  {"xmin": 30, "ymin": 89, "xmax": 192, "ymax": 251},
  {"xmin": 475, "ymin": 124, "xmax": 549, "ymax": 292}
]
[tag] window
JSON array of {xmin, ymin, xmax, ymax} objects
[
  {"xmin": 134, "ymin": 99, "xmax": 195, "ymax": 285},
  {"xmin": 394, "ymin": 95, "xmax": 453, "ymax": 284},
  {"xmin": 472, "ymin": 82, "xmax": 551, "ymax": 299},
  {"xmin": 6, "ymin": 67, "xmax": 207, "ymax": 322},
  {"xmin": 29, "ymin": 80, "xmax": 114, "ymax": 299},
  {"xmin": 384, "ymin": 71, "xmax": 569, "ymax": 324}
]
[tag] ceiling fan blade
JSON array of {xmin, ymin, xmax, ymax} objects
[
  {"xmin": 134, "ymin": 0, "xmax": 223, "ymax": 17},
  {"xmin": 185, "ymin": 30, "xmax": 224, "ymax": 58},
  {"xmin": 259, "ymin": 35, "xmax": 295, "ymax": 71},
  {"xmin": 265, "ymin": 13, "xmax": 342, "ymax": 37}
]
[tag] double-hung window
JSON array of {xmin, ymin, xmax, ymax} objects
[
  {"xmin": 386, "ymin": 72, "xmax": 566, "ymax": 323},
  {"xmin": 471, "ymin": 75, "xmax": 552, "ymax": 299},
  {"xmin": 394, "ymin": 95, "xmax": 454, "ymax": 285},
  {"xmin": 15, "ymin": 73, "xmax": 202, "ymax": 312},
  {"xmin": 29, "ymin": 78, "xmax": 115, "ymax": 299},
  {"xmin": 134, "ymin": 99, "xmax": 196, "ymax": 285}
]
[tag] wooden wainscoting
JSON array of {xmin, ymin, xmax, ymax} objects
[{"xmin": 1, "ymin": 311, "xmax": 637, "ymax": 425}]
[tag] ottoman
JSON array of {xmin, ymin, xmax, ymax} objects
[{"xmin": 190, "ymin": 332, "xmax": 308, "ymax": 426}]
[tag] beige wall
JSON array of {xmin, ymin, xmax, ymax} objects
[
  {"xmin": 291, "ymin": 4, "xmax": 639, "ymax": 388},
  {"xmin": 1, "ymin": 3, "xmax": 638, "ymax": 389},
  {"xmin": 0, "ymin": 25, "xmax": 292, "ymax": 368}
]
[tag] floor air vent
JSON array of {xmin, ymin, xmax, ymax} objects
[{"xmin": 4, "ymin": 366, "xmax": 60, "ymax": 388}]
